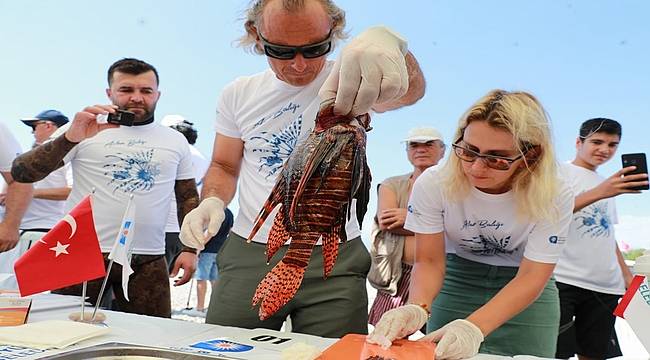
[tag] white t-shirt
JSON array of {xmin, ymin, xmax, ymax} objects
[
  {"xmin": 20, "ymin": 164, "xmax": 73, "ymax": 229},
  {"xmin": 0, "ymin": 123, "xmax": 22, "ymax": 172},
  {"xmin": 405, "ymin": 167, "xmax": 574, "ymax": 267},
  {"xmin": 0, "ymin": 123, "xmax": 23, "ymax": 221},
  {"xmin": 554, "ymin": 162, "xmax": 624, "ymax": 294},
  {"xmin": 165, "ymin": 145, "xmax": 209, "ymax": 233},
  {"xmin": 215, "ymin": 61, "xmax": 361, "ymax": 244},
  {"xmin": 63, "ymin": 123, "xmax": 194, "ymax": 254}
]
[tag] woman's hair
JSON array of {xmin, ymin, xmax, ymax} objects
[
  {"xmin": 237, "ymin": 0, "xmax": 348, "ymax": 55},
  {"xmin": 439, "ymin": 89, "xmax": 560, "ymax": 221}
]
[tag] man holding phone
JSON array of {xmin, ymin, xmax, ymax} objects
[
  {"xmin": 554, "ymin": 118, "xmax": 648, "ymax": 359},
  {"xmin": 11, "ymin": 58, "xmax": 199, "ymax": 318}
]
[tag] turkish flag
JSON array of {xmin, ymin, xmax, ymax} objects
[{"xmin": 14, "ymin": 195, "xmax": 106, "ymax": 297}]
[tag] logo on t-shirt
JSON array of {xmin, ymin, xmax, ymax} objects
[
  {"xmin": 250, "ymin": 116, "xmax": 303, "ymax": 179},
  {"xmin": 575, "ymin": 202, "xmax": 611, "ymax": 238},
  {"xmin": 104, "ymin": 149, "xmax": 161, "ymax": 193},
  {"xmin": 459, "ymin": 234, "xmax": 517, "ymax": 256}
]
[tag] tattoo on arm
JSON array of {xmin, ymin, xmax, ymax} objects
[
  {"xmin": 175, "ymin": 178, "xmax": 200, "ymax": 226},
  {"xmin": 11, "ymin": 134, "xmax": 78, "ymax": 183}
]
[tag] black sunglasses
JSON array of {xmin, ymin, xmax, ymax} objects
[{"xmin": 257, "ymin": 29, "xmax": 332, "ymax": 60}]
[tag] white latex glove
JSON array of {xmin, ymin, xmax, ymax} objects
[
  {"xmin": 179, "ymin": 197, "xmax": 225, "ymax": 251},
  {"xmin": 366, "ymin": 304, "xmax": 428, "ymax": 349},
  {"xmin": 319, "ymin": 25, "xmax": 409, "ymax": 116},
  {"xmin": 421, "ymin": 319, "xmax": 484, "ymax": 360}
]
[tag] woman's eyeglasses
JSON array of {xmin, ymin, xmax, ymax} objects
[
  {"xmin": 257, "ymin": 30, "xmax": 332, "ymax": 60},
  {"xmin": 452, "ymin": 143, "xmax": 523, "ymax": 171}
]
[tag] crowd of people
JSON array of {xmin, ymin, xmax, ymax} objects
[{"xmin": 1, "ymin": 0, "xmax": 648, "ymax": 359}]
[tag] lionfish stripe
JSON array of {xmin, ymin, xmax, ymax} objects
[{"xmin": 289, "ymin": 140, "xmax": 336, "ymax": 221}]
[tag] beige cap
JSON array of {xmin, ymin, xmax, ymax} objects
[{"xmin": 403, "ymin": 127, "xmax": 443, "ymax": 143}]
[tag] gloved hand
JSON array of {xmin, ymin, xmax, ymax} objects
[
  {"xmin": 421, "ymin": 319, "xmax": 484, "ymax": 360},
  {"xmin": 319, "ymin": 25, "xmax": 409, "ymax": 116},
  {"xmin": 366, "ymin": 304, "xmax": 428, "ymax": 349},
  {"xmin": 179, "ymin": 197, "xmax": 225, "ymax": 251}
]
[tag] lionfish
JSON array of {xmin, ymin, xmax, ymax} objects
[{"xmin": 247, "ymin": 101, "xmax": 372, "ymax": 320}]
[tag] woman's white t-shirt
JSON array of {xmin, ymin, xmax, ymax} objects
[{"xmin": 405, "ymin": 167, "xmax": 574, "ymax": 267}]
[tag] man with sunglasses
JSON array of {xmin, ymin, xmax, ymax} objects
[
  {"xmin": 0, "ymin": 110, "xmax": 73, "ymax": 274},
  {"xmin": 180, "ymin": 0, "xmax": 424, "ymax": 337}
]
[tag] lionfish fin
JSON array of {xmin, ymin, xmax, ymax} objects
[
  {"xmin": 252, "ymin": 261, "xmax": 306, "ymax": 320},
  {"xmin": 248, "ymin": 176, "xmax": 286, "ymax": 242},
  {"xmin": 266, "ymin": 207, "xmax": 289, "ymax": 261},
  {"xmin": 321, "ymin": 231, "xmax": 340, "ymax": 279},
  {"xmin": 354, "ymin": 162, "xmax": 372, "ymax": 229}
]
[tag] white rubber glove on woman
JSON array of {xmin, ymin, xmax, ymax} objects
[
  {"xmin": 319, "ymin": 25, "xmax": 409, "ymax": 116},
  {"xmin": 366, "ymin": 304, "xmax": 428, "ymax": 349},
  {"xmin": 179, "ymin": 197, "xmax": 225, "ymax": 251},
  {"xmin": 421, "ymin": 319, "xmax": 484, "ymax": 360}
]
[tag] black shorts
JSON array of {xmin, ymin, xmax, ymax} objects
[{"xmin": 555, "ymin": 282, "xmax": 622, "ymax": 359}]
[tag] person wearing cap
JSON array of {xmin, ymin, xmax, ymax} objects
[
  {"xmin": 367, "ymin": 90, "xmax": 575, "ymax": 358},
  {"xmin": 161, "ymin": 115, "xmax": 234, "ymax": 317},
  {"xmin": 553, "ymin": 118, "xmax": 647, "ymax": 360},
  {"xmin": 178, "ymin": 0, "xmax": 425, "ymax": 337},
  {"xmin": 367, "ymin": 127, "xmax": 445, "ymax": 332},
  {"xmin": 0, "ymin": 123, "xmax": 32, "ymax": 255},
  {"xmin": 20, "ymin": 110, "xmax": 71, "ymax": 147},
  {"xmin": 0, "ymin": 111, "xmax": 74, "ymax": 274},
  {"xmin": 11, "ymin": 58, "xmax": 199, "ymax": 318}
]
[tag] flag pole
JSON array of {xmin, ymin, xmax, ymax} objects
[
  {"xmin": 80, "ymin": 281, "xmax": 87, "ymax": 319},
  {"xmin": 91, "ymin": 259, "xmax": 114, "ymax": 321},
  {"xmin": 92, "ymin": 193, "xmax": 135, "ymax": 321}
]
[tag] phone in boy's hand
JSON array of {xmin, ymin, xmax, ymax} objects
[{"xmin": 621, "ymin": 153, "xmax": 649, "ymax": 190}]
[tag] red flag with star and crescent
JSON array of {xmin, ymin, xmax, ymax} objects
[{"xmin": 14, "ymin": 195, "xmax": 106, "ymax": 297}]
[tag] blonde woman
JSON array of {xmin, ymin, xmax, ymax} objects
[{"xmin": 367, "ymin": 90, "xmax": 574, "ymax": 358}]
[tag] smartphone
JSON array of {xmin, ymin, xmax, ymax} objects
[{"xmin": 621, "ymin": 153, "xmax": 649, "ymax": 190}]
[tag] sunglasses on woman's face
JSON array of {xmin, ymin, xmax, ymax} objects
[
  {"xmin": 257, "ymin": 30, "xmax": 332, "ymax": 60},
  {"xmin": 452, "ymin": 144, "xmax": 523, "ymax": 171}
]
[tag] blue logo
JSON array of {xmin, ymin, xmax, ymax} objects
[
  {"xmin": 190, "ymin": 339, "xmax": 253, "ymax": 352},
  {"xmin": 104, "ymin": 149, "xmax": 161, "ymax": 193},
  {"xmin": 549, "ymin": 235, "xmax": 558, "ymax": 244},
  {"xmin": 407, "ymin": 205, "xmax": 414, "ymax": 213},
  {"xmin": 250, "ymin": 116, "xmax": 303, "ymax": 179},
  {"xmin": 119, "ymin": 221, "xmax": 132, "ymax": 245},
  {"xmin": 575, "ymin": 202, "xmax": 611, "ymax": 238}
]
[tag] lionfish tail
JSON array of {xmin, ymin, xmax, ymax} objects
[{"xmin": 252, "ymin": 261, "xmax": 306, "ymax": 320}]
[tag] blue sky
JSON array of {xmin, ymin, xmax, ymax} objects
[{"xmin": 1, "ymin": 1, "xmax": 648, "ymax": 248}]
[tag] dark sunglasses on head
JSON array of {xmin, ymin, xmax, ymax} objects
[{"xmin": 257, "ymin": 29, "xmax": 332, "ymax": 60}]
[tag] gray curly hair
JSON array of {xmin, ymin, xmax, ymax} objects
[{"xmin": 238, "ymin": 0, "xmax": 348, "ymax": 55}]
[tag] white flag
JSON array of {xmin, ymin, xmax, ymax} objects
[{"xmin": 108, "ymin": 196, "xmax": 136, "ymax": 301}]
